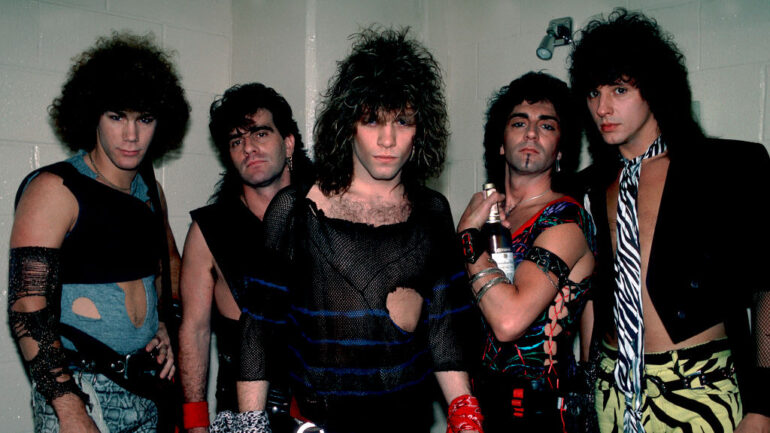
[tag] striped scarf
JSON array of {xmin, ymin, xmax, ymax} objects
[{"xmin": 613, "ymin": 136, "xmax": 666, "ymax": 433}]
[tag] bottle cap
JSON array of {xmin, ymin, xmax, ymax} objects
[{"xmin": 483, "ymin": 183, "xmax": 496, "ymax": 198}]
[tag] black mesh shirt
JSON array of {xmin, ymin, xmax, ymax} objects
[{"xmin": 240, "ymin": 185, "xmax": 476, "ymax": 431}]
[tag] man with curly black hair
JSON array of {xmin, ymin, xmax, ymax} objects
[
  {"xmin": 457, "ymin": 71, "xmax": 596, "ymax": 432},
  {"xmin": 178, "ymin": 82, "xmax": 312, "ymax": 432},
  {"xmin": 232, "ymin": 27, "xmax": 483, "ymax": 433},
  {"xmin": 570, "ymin": 9, "xmax": 770, "ymax": 433},
  {"xmin": 8, "ymin": 32, "xmax": 189, "ymax": 432}
]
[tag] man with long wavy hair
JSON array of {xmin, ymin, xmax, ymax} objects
[
  {"xmin": 232, "ymin": 27, "xmax": 483, "ymax": 433},
  {"xmin": 9, "ymin": 32, "xmax": 189, "ymax": 433},
  {"xmin": 178, "ymin": 82, "xmax": 313, "ymax": 432},
  {"xmin": 570, "ymin": 9, "xmax": 770, "ymax": 433}
]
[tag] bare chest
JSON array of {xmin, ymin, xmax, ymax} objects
[{"xmin": 606, "ymin": 156, "xmax": 670, "ymax": 261}]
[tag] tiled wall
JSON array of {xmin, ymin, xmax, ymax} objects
[
  {"xmin": 2, "ymin": 0, "xmax": 769, "ymax": 431},
  {"xmin": 430, "ymin": 0, "xmax": 770, "ymax": 222}
]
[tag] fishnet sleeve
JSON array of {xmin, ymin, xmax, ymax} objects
[
  {"xmin": 239, "ymin": 188, "xmax": 296, "ymax": 382},
  {"xmin": 8, "ymin": 247, "xmax": 86, "ymax": 403},
  {"xmin": 754, "ymin": 291, "xmax": 770, "ymax": 368},
  {"xmin": 424, "ymin": 191, "xmax": 476, "ymax": 372},
  {"xmin": 739, "ymin": 255, "xmax": 770, "ymax": 418},
  {"xmin": 740, "ymin": 143, "xmax": 770, "ymax": 417}
]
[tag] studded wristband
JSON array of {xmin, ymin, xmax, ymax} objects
[{"xmin": 459, "ymin": 228, "xmax": 485, "ymax": 264}]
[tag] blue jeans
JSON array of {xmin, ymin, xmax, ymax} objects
[{"xmin": 33, "ymin": 371, "xmax": 157, "ymax": 433}]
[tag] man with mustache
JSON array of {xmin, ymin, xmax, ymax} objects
[
  {"xmin": 457, "ymin": 72, "xmax": 596, "ymax": 432},
  {"xmin": 178, "ymin": 82, "xmax": 312, "ymax": 432}
]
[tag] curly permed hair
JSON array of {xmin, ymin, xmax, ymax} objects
[
  {"xmin": 208, "ymin": 82, "xmax": 314, "ymax": 203},
  {"xmin": 483, "ymin": 72, "xmax": 580, "ymax": 193},
  {"xmin": 313, "ymin": 26, "xmax": 448, "ymax": 196},
  {"xmin": 49, "ymin": 31, "xmax": 190, "ymax": 163},
  {"xmin": 569, "ymin": 8, "xmax": 704, "ymax": 163}
]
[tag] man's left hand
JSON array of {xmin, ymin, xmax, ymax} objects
[
  {"xmin": 147, "ymin": 321, "xmax": 175, "ymax": 380},
  {"xmin": 735, "ymin": 413, "xmax": 770, "ymax": 433}
]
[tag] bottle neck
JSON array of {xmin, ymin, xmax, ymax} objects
[
  {"xmin": 487, "ymin": 203, "xmax": 502, "ymax": 223},
  {"xmin": 484, "ymin": 186, "xmax": 502, "ymax": 223}
]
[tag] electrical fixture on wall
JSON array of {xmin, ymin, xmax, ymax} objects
[{"xmin": 536, "ymin": 17, "xmax": 573, "ymax": 60}]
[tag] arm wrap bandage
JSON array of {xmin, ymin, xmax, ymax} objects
[{"xmin": 8, "ymin": 247, "xmax": 86, "ymax": 403}]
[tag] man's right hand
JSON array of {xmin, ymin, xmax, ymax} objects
[
  {"xmin": 59, "ymin": 416, "xmax": 100, "ymax": 433},
  {"xmin": 457, "ymin": 189, "xmax": 505, "ymax": 232},
  {"xmin": 53, "ymin": 393, "xmax": 100, "ymax": 433},
  {"xmin": 186, "ymin": 427, "xmax": 210, "ymax": 433}
]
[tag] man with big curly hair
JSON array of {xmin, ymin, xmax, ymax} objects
[
  {"xmin": 8, "ymin": 32, "xmax": 189, "ymax": 432},
  {"xmin": 230, "ymin": 28, "xmax": 483, "ymax": 433},
  {"xmin": 570, "ymin": 9, "xmax": 770, "ymax": 433}
]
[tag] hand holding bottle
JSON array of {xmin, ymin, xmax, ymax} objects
[
  {"xmin": 457, "ymin": 187, "xmax": 507, "ymax": 232},
  {"xmin": 481, "ymin": 184, "xmax": 515, "ymax": 281}
]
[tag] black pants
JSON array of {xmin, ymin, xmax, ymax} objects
[
  {"xmin": 475, "ymin": 373, "xmax": 573, "ymax": 433},
  {"xmin": 296, "ymin": 386, "xmax": 434, "ymax": 433}
]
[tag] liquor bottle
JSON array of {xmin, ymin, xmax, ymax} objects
[{"xmin": 482, "ymin": 183, "xmax": 515, "ymax": 281}]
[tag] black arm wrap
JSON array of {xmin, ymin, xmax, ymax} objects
[
  {"xmin": 8, "ymin": 247, "xmax": 86, "ymax": 403},
  {"xmin": 524, "ymin": 245, "xmax": 571, "ymax": 284}
]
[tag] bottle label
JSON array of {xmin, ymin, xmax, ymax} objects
[{"xmin": 491, "ymin": 251, "xmax": 515, "ymax": 282}]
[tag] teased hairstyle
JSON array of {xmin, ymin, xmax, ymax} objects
[
  {"xmin": 569, "ymin": 8, "xmax": 704, "ymax": 163},
  {"xmin": 49, "ymin": 32, "xmax": 190, "ymax": 163},
  {"xmin": 208, "ymin": 82, "xmax": 313, "ymax": 203},
  {"xmin": 483, "ymin": 72, "xmax": 580, "ymax": 192},
  {"xmin": 313, "ymin": 27, "xmax": 448, "ymax": 197}
]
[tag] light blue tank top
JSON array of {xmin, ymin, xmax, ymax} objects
[{"xmin": 58, "ymin": 152, "xmax": 158, "ymax": 355}]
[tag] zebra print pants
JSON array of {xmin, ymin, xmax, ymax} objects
[{"xmin": 595, "ymin": 339, "xmax": 742, "ymax": 433}]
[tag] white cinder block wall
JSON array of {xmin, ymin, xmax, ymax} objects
[
  {"xmin": 0, "ymin": 1, "xmax": 233, "ymax": 431},
  {"xmin": 426, "ymin": 0, "xmax": 770, "ymax": 222},
  {"xmin": 2, "ymin": 0, "xmax": 769, "ymax": 431}
]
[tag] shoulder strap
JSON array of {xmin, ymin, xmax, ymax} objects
[
  {"xmin": 14, "ymin": 162, "xmax": 79, "ymax": 209},
  {"xmin": 138, "ymin": 162, "xmax": 175, "ymax": 325}
]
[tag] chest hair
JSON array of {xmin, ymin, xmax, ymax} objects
[{"xmin": 325, "ymin": 195, "xmax": 412, "ymax": 226}]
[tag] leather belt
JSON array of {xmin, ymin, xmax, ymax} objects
[{"xmin": 598, "ymin": 366, "xmax": 735, "ymax": 398}]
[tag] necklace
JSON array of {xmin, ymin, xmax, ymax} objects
[
  {"xmin": 505, "ymin": 190, "xmax": 549, "ymax": 216},
  {"xmin": 87, "ymin": 152, "xmax": 132, "ymax": 193}
]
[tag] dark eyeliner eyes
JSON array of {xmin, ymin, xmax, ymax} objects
[
  {"xmin": 509, "ymin": 121, "xmax": 557, "ymax": 132},
  {"xmin": 587, "ymin": 86, "xmax": 628, "ymax": 100},
  {"xmin": 106, "ymin": 113, "xmax": 155, "ymax": 124}
]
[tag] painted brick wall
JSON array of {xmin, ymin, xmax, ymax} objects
[
  {"xmin": 0, "ymin": 1, "xmax": 232, "ymax": 430},
  {"xmin": 2, "ymin": 0, "xmax": 768, "ymax": 430}
]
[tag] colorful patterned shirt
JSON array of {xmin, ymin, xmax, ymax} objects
[{"xmin": 481, "ymin": 197, "xmax": 596, "ymax": 379}]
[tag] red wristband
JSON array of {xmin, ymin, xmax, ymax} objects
[
  {"xmin": 446, "ymin": 394, "xmax": 484, "ymax": 433},
  {"xmin": 183, "ymin": 401, "xmax": 210, "ymax": 429}
]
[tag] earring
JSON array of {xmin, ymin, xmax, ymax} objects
[
  {"xmin": 287, "ymin": 156, "xmax": 294, "ymax": 172},
  {"xmin": 555, "ymin": 159, "xmax": 561, "ymax": 173}
]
